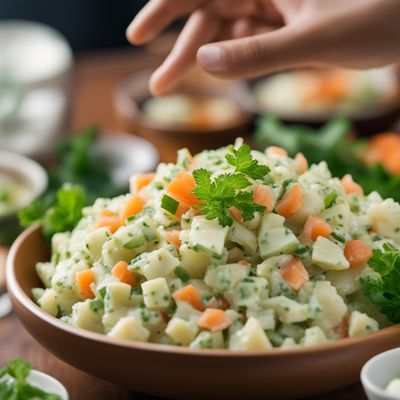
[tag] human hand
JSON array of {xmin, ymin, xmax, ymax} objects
[{"xmin": 127, "ymin": 0, "xmax": 400, "ymax": 95}]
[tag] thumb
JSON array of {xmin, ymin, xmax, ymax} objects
[{"xmin": 197, "ymin": 26, "xmax": 314, "ymax": 79}]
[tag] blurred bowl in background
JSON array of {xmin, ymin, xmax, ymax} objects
[
  {"xmin": 113, "ymin": 69, "xmax": 252, "ymax": 162},
  {"xmin": 93, "ymin": 131, "xmax": 159, "ymax": 189},
  {"xmin": 0, "ymin": 20, "xmax": 73, "ymax": 158},
  {"xmin": 0, "ymin": 151, "xmax": 48, "ymax": 245},
  {"xmin": 241, "ymin": 67, "xmax": 400, "ymax": 136}
]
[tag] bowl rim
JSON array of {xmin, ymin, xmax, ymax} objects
[
  {"xmin": 27, "ymin": 370, "xmax": 69, "ymax": 400},
  {"xmin": 7, "ymin": 224, "xmax": 400, "ymax": 358},
  {"xmin": 361, "ymin": 347, "xmax": 400, "ymax": 400},
  {"xmin": 0, "ymin": 151, "xmax": 48, "ymax": 218},
  {"xmin": 112, "ymin": 68, "xmax": 252, "ymax": 135}
]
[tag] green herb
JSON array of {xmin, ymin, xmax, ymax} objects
[
  {"xmin": 0, "ymin": 359, "xmax": 62, "ymax": 399},
  {"xmin": 331, "ymin": 231, "xmax": 346, "ymax": 243},
  {"xmin": 19, "ymin": 185, "xmax": 86, "ymax": 242},
  {"xmin": 226, "ymin": 144, "xmax": 270, "ymax": 179},
  {"xmin": 324, "ymin": 192, "xmax": 338, "ymax": 209},
  {"xmin": 174, "ymin": 266, "xmax": 190, "ymax": 283},
  {"xmin": 360, "ymin": 243, "xmax": 400, "ymax": 323},
  {"xmin": 89, "ymin": 299, "xmax": 104, "ymax": 313},
  {"xmin": 161, "ymin": 194, "xmax": 179, "ymax": 215}
]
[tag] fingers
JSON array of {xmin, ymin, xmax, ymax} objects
[
  {"xmin": 197, "ymin": 25, "xmax": 314, "ymax": 79},
  {"xmin": 126, "ymin": 0, "xmax": 207, "ymax": 45},
  {"xmin": 149, "ymin": 7, "xmax": 220, "ymax": 95},
  {"xmin": 231, "ymin": 18, "xmax": 279, "ymax": 38}
]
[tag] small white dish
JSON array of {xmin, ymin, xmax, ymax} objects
[
  {"xmin": 93, "ymin": 131, "xmax": 159, "ymax": 188},
  {"xmin": 361, "ymin": 347, "xmax": 400, "ymax": 400},
  {"xmin": 27, "ymin": 370, "xmax": 69, "ymax": 399}
]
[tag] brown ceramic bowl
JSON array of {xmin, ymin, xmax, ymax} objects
[
  {"xmin": 113, "ymin": 69, "xmax": 252, "ymax": 162},
  {"xmin": 7, "ymin": 225, "xmax": 400, "ymax": 399}
]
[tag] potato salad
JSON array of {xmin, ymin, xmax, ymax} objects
[{"xmin": 32, "ymin": 140, "xmax": 400, "ymax": 350}]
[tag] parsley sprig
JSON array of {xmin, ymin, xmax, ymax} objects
[
  {"xmin": 192, "ymin": 144, "xmax": 269, "ymax": 227},
  {"xmin": 360, "ymin": 243, "xmax": 400, "ymax": 323}
]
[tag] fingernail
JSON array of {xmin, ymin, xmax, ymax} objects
[{"xmin": 197, "ymin": 46, "xmax": 224, "ymax": 72}]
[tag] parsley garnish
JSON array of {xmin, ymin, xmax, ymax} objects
[
  {"xmin": 174, "ymin": 266, "xmax": 190, "ymax": 283},
  {"xmin": 360, "ymin": 243, "xmax": 400, "ymax": 323},
  {"xmin": 192, "ymin": 145, "xmax": 269, "ymax": 227}
]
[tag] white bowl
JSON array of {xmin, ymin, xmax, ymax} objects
[
  {"xmin": 27, "ymin": 370, "xmax": 69, "ymax": 399},
  {"xmin": 361, "ymin": 348, "xmax": 400, "ymax": 400}
]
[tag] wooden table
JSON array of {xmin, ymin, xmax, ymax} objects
[{"xmin": 0, "ymin": 48, "xmax": 368, "ymax": 399}]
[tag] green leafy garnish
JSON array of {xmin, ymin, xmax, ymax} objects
[
  {"xmin": 193, "ymin": 166, "xmax": 265, "ymax": 227},
  {"xmin": 330, "ymin": 231, "xmax": 346, "ymax": 243},
  {"xmin": 161, "ymin": 194, "xmax": 179, "ymax": 215},
  {"xmin": 0, "ymin": 359, "xmax": 62, "ymax": 399},
  {"xmin": 19, "ymin": 185, "xmax": 86, "ymax": 242},
  {"xmin": 360, "ymin": 243, "xmax": 400, "ymax": 323},
  {"xmin": 226, "ymin": 144, "xmax": 270, "ymax": 179},
  {"xmin": 174, "ymin": 266, "xmax": 190, "ymax": 283}
]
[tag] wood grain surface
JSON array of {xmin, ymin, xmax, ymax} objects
[{"xmin": 0, "ymin": 47, "xmax": 368, "ymax": 400}]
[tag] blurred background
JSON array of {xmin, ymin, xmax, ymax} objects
[{"xmin": 1, "ymin": 0, "xmax": 400, "ymax": 252}]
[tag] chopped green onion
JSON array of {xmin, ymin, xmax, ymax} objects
[
  {"xmin": 89, "ymin": 299, "xmax": 104, "ymax": 312},
  {"xmin": 324, "ymin": 192, "xmax": 338, "ymax": 209},
  {"xmin": 174, "ymin": 266, "xmax": 190, "ymax": 283},
  {"xmin": 331, "ymin": 231, "xmax": 346, "ymax": 243},
  {"xmin": 131, "ymin": 287, "xmax": 143, "ymax": 296},
  {"xmin": 161, "ymin": 194, "xmax": 179, "ymax": 215}
]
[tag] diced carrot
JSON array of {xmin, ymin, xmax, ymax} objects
[
  {"xmin": 229, "ymin": 206, "xmax": 243, "ymax": 222},
  {"xmin": 130, "ymin": 173, "xmax": 156, "ymax": 193},
  {"xmin": 318, "ymin": 70, "xmax": 349, "ymax": 100},
  {"xmin": 280, "ymin": 258, "xmax": 309, "ymax": 292},
  {"xmin": 172, "ymin": 284, "xmax": 205, "ymax": 311},
  {"xmin": 120, "ymin": 195, "xmax": 145, "ymax": 221},
  {"xmin": 385, "ymin": 150, "xmax": 400, "ymax": 175},
  {"xmin": 301, "ymin": 215, "xmax": 333, "ymax": 242},
  {"xmin": 198, "ymin": 308, "xmax": 232, "ymax": 332},
  {"xmin": 253, "ymin": 184, "xmax": 273, "ymax": 213},
  {"xmin": 160, "ymin": 311, "xmax": 171, "ymax": 324},
  {"xmin": 95, "ymin": 213, "xmax": 122, "ymax": 234},
  {"xmin": 175, "ymin": 202, "xmax": 190, "ymax": 219},
  {"xmin": 112, "ymin": 260, "xmax": 137, "ymax": 286},
  {"xmin": 165, "ymin": 230, "xmax": 181, "ymax": 249},
  {"xmin": 341, "ymin": 174, "xmax": 363, "ymax": 196},
  {"xmin": 295, "ymin": 152, "xmax": 308, "ymax": 174},
  {"xmin": 344, "ymin": 240, "xmax": 373, "ymax": 269},
  {"xmin": 276, "ymin": 184, "xmax": 304, "ymax": 218},
  {"xmin": 167, "ymin": 171, "xmax": 201, "ymax": 207},
  {"xmin": 76, "ymin": 269, "xmax": 95, "ymax": 300},
  {"xmin": 266, "ymin": 146, "xmax": 288, "ymax": 157}
]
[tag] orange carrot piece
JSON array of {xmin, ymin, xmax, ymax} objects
[
  {"xmin": 276, "ymin": 184, "xmax": 304, "ymax": 218},
  {"xmin": 76, "ymin": 269, "xmax": 95, "ymax": 300},
  {"xmin": 175, "ymin": 202, "xmax": 191, "ymax": 219},
  {"xmin": 165, "ymin": 230, "xmax": 182, "ymax": 249},
  {"xmin": 198, "ymin": 308, "xmax": 232, "ymax": 332},
  {"xmin": 280, "ymin": 258, "xmax": 309, "ymax": 292},
  {"xmin": 95, "ymin": 213, "xmax": 122, "ymax": 234},
  {"xmin": 341, "ymin": 174, "xmax": 363, "ymax": 196},
  {"xmin": 344, "ymin": 240, "xmax": 373, "ymax": 269},
  {"xmin": 301, "ymin": 215, "xmax": 333, "ymax": 242},
  {"xmin": 172, "ymin": 284, "xmax": 205, "ymax": 311},
  {"xmin": 167, "ymin": 171, "xmax": 200, "ymax": 207},
  {"xmin": 229, "ymin": 206, "xmax": 243, "ymax": 222},
  {"xmin": 120, "ymin": 195, "xmax": 145, "ymax": 221},
  {"xmin": 253, "ymin": 184, "xmax": 273, "ymax": 213},
  {"xmin": 130, "ymin": 173, "xmax": 156, "ymax": 193},
  {"xmin": 266, "ymin": 146, "xmax": 288, "ymax": 157},
  {"xmin": 112, "ymin": 260, "xmax": 137, "ymax": 286},
  {"xmin": 295, "ymin": 152, "xmax": 308, "ymax": 174}
]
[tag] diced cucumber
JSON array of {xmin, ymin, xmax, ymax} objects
[
  {"xmin": 204, "ymin": 263, "xmax": 249, "ymax": 292},
  {"xmin": 312, "ymin": 237, "xmax": 349, "ymax": 271}
]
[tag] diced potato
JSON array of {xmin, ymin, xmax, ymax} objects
[
  {"xmin": 312, "ymin": 237, "xmax": 349, "ymax": 271},
  {"xmin": 325, "ymin": 268, "xmax": 363, "ymax": 297},
  {"xmin": 247, "ymin": 308, "xmax": 276, "ymax": 330},
  {"xmin": 40, "ymin": 288, "xmax": 59, "ymax": 317},
  {"xmin": 36, "ymin": 262, "xmax": 55, "ymax": 289},
  {"xmin": 165, "ymin": 317, "xmax": 199, "ymax": 346},
  {"xmin": 227, "ymin": 277, "xmax": 269, "ymax": 309},
  {"xmin": 142, "ymin": 278, "xmax": 171, "ymax": 310},
  {"xmin": 348, "ymin": 311, "xmax": 379, "ymax": 337},
  {"xmin": 179, "ymin": 244, "xmax": 210, "ymax": 278},
  {"xmin": 71, "ymin": 301, "xmax": 103, "ymax": 333},
  {"xmin": 228, "ymin": 221, "xmax": 258, "ymax": 253},
  {"xmin": 265, "ymin": 296, "xmax": 309, "ymax": 324},
  {"xmin": 190, "ymin": 331, "xmax": 224, "ymax": 349},
  {"xmin": 301, "ymin": 326, "xmax": 328, "ymax": 346},
  {"xmin": 85, "ymin": 227, "xmax": 109, "ymax": 261},
  {"xmin": 204, "ymin": 263, "xmax": 249, "ymax": 292},
  {"xmin": 229, "ymin": 317, "xmax": 272, "ymax": 351},
  {"xmin": 108, "ymin": 316, "xmax": 150, "ymax": 342},
  {"xmin": 258, "ymin": 227, "xmax": 299, "ymax": 259},
  {"xmin": 280, "ymin": 338, "xmax": 298, "ymax": 349},
  {"xmin": 104, "ymin": 282, "xmax": 134, "ymax": 313}
]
